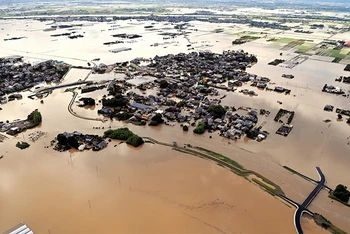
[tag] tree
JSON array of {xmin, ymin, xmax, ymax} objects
[
  {"xmin": 126, "ymin": 134, "xmax": 144, "ymax": 147},
  {"xmin": 176, "ymin": 101, "xmax": 185, "ymax": 108},
  {"xmin": 104, "ymin": 128, "xmax": 134, "ymax": 140},
  {"xmin": 102, "ymin": 95, "xmax": 128, "ymax": 107},
  {"xmin": 183, "ymin": 125, "xmax": 189, "ymax": 131},
  {"xmin": 347, "ymin": 118, "xmax": 350, "ymax": 124},
  {"xmin": 57, "ymin": 134, "xmax": 68, "ymax": 145},
  {"xmin": 159, "ymin": 80, "xmax": 169, "ymax": 89},
  {"xmin": 67, "ymin": 136, "xmax": 79, "ymax": 149},
  {"xmin": 193, "ymin": 122, "xmax": 206, "ymax": 134},
  {"xmin": 151, "ymin": 113, "xmax": 164, "ymax": 125},
  {"xmin": 27, "ymin": 110, "xmax": 42, "ymax": 125},
  {"xmin": 16, "ymin": 141, "xmax": 30, "ymax": 150},
  {"xmin": 207, "ymin": 105, "xmax": 226, "ymax": 119},
  {"xmin": 333, "ymin": 184, "xmax": 350, "ymax": 203},
  {"xmin": 338, "ymin": 114, "xmax": 343, "ymax": 120}
]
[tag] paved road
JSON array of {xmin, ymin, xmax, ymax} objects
[{"xmin": 280, "ymin": 167, "xmax": 326, "ymax": 234}]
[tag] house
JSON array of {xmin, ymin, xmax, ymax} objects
[
  {"xmin": 97, "ymin": 141, "xmax": 108, "ymax": 150},
  {"xmin": 98, "ymin": 108, "xmax": 112, "ymax": 115},
  {"xmin": 7, "ymin": 127, "xmax": 20, "ymax": 135},
  {"xmin": 324, "ymin": 105, "xmax": 334, "ymax": 112},
  {"xmin": 130, "ymin": 102, "xmax": 155, "ymax": 111},
  {"xmin": 275, "ymin": 86, "xmax": 286, "ymax": 93}
]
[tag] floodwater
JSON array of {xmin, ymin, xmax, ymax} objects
[
  {"xmin": 0, "ymin": 132, "xmax": 325, "ymax": 234},
  {"xmin": 0, "ymin": 19, "xmax": 349, "ymax": 233}
]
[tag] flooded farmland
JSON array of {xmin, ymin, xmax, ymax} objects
[{"xmin": 0, "ymin": 17, "xmax": 350, "ymax": 233}]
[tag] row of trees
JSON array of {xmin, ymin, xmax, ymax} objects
[{"xmin": 102, "ymin": 95, "xmax": 128, "ymax": 107}]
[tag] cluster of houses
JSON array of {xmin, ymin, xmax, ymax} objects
[
  {"xmin": 89, "ymin": 50, "xmax": 292, "ymax": 142},
  {"xmin": 335, "ymin": 76, "xmax": 350, "ymax": 84},
  {"xmin": 0, "ymin": 57, "xmax": 70, "ymax": 97},
  {"xmin": 98, "ymin": 83, "xmax": 269, "ymax": 141},
  {"xmin": 322, "ymin": 84, "xmax": 345, "ymax": 95},
  {"xmin": 53, "ymin": 131, "xmax": 108, "ymax": 152},
  {"xmin": 35, "ymin": 15, "xmax": 291, "ymax": 31},
  {"xmin": 0, "ymin": 119, "xmax": 33, "ymax": 136}
]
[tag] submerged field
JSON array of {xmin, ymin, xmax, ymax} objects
[{"xmin": 0, "ymin": 17, "xmax": 350, "ymax": 233}]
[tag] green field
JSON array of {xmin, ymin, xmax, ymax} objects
[
  {"xmin": 295, "ymin": 43, "xmax": 315, "ymax": 53},
  {"xmin": 327, "ymin": 49, "xmax": 347, "ymax": 59},
  {"xmin": 275, "ymin": 37, "xmax": 298, "ymax": 44}
]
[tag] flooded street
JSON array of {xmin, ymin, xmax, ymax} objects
[{"xmin": 0, "ymin": 18, "xmax": 349, "ymax": 233}]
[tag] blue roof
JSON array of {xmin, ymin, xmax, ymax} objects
[{"xmin": 131, "ymin": 102, "xmax": 153, "ymax": 110}]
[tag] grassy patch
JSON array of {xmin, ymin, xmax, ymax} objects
[
  {"xmin": 296, "ymin": 43, "xmax": 315, "ymax": 53},
  {"xmin": 252, "ymin": 178, "xmax": 276, "ymax": 196},
  {"xmin": 275, "ymin": 38, "xmax": 297, "ymax": 44},
  {"xmin": 314, "ymin": 214, "xmax": 348, "ymax": 234},
  {"xmin": 326, "ymin": 49, "xmax": 347, "ymax": 59},
  {"xmin": 16, "ymin": 141, "xmax": 30, "ymax": 150},
  {"xmin": 173, "ymin": 148, "xmax": 198, "ymax": 157},
  {"xmin": 194, "ymin": 146, "xmax": 244, "ymax": 169},
  {"xmin": 283, "ymin": 165, "xmax": 299, "ymax": 174}
]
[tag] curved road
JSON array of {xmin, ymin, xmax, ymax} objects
[
  {"xmin": 67, "ymin": 91, "xmax": 105, "ymax": 122},
  {"xmin": 280, "ymin": 167, "xmax": 326, "ymax": 234}
]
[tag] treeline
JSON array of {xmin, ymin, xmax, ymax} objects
[{"xmin": 104, "ymin": 128, "xmax": 144, "ymax": 147}]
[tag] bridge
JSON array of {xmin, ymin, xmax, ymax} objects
[
  {"xmin": 279, "ymin": 167, "xmax": 328, "ymax": 234},
  {"xmin": 33, "ymin": 80, "xmax": 94, "ymax": 94}
]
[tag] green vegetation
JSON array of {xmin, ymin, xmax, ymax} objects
[
  {"xmin": 314, "ymin": 214, "xmax": 348, "ymax": 234},
  {"xmin": 173, "ymin": 148, "xmax": 198, "ymax": 157},
  {"xmin": 183, "ymin": 125, "xmax": 189, "ymax": 131},
  {"xmin": 149, "ymin": 113, "xmax": 164, "ymax": 126},
  {"xmin": 275, "ymin": 38, "xmax": 297, "ymax": 44},
  {"xmin": 126, "ymin": 134, "xmax": 144, "ymax": 147},
  {"xmin": 194, "ymin": 146, "xmax": 244, "ymax": 169},
  {"xmin": 27, "ymin": 110, "xmax": 42, "ymax": 126},
  {"xmin": 252, "ymin": 178, "xmax": 276, "ymax": 196},
  {"xmin": 296, "ymin": 43, "xmax": 315, "ymax": 53},
  {"xmin": 104, "ymin": 128, "xmax": 134, "ymax": 140},
  {"xmin": 331, "ymin": 184, "xmax": 350, "ymax": 203},
  {"xmin": 207, "ymin": 104, "xmax": 226, "ymax": 119},
  {"xmin": 16, "ymin": 141, "xmax": 30, "ymax": 150},
  {"xmin": 104, "ymin": 128, "xmax": 144, "ymax": 147},
  {"xmin": 102, "ymin": 95, "xmax": 128, "ymax": 107},
  {"xmin": 193, "ymin": 122, "xmax": 206, "ymax": 134},
  {"xmin": 323, "ymin": 49, "xmax": 347, "ymax": 59},
  {"xmin": 143, "ymin": 137, "xmax": 284, "ymax": 196},
  {"xmin": 283, "ymin": 165, "xmax": 300, "ymax": 174},
  {"xmin": 176, "ymin": 100, "xmax": 185, "ymax": 108}
]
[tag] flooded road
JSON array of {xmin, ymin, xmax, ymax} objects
[{"xmin": 0, "ymin": 19, "xmax": 349, "ymax": 233}]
